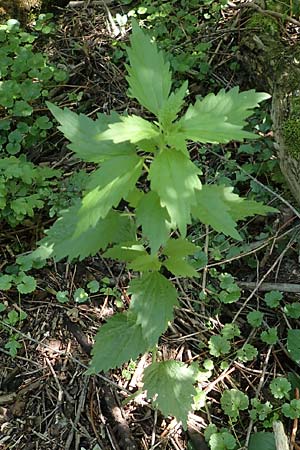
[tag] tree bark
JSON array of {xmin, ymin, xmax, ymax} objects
[{"xmin": 238, "ymin": 8, "xmax": 300, "ymax": 205}]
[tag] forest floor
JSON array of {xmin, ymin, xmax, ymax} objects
[{"xmin": 1, "ymin": 1, "xmax": 300, "ymax": 450}]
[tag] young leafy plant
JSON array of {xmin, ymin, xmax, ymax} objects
[{"xmin": 29, "ymin": 20, "xmax": 275, "ymax": 426}]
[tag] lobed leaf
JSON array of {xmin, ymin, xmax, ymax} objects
[
  {"xmin": 75, "ymin": 154, "xmax": 143, "ymax": 235},
  {"xmin": 175, "ymin": 87, "xmax": 270, "ymax": 144},
  {"xmin": 126, "ymin": 20, "xmax": 172, "ymax": 116},
  {"xmin": 98, "ymin": 115, "xmax": 160, "ymax": 144},
  {"xmin": 47, "ymin": 102, "xmax": 135, "ymax": 163},
  {"xmin": 129, "ymin": 272, "xmax": 178, "ymax": 345},
  {"xmin": 149, "ymin": 149, "xmax": 201, "ymax": 236},
  {"xmin": 36, "ymin": 202, "xmax": 135, "ymax": 262},
  {"xmin": 136, "ymin": 191, "xmax": 171, "ymax": 253},
  {"xmin": 88, "ymin": 311, "xmax": 149, "ymax": 373},
  {"xmin": 143, "ymin": 360, "xmax": 197, "ymax": 428}
]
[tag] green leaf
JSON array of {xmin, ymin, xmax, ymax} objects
[
  {"xmin": 104, "ymin": 242, "xmax": 147, "ymax": 262},
  {"xmin": 149, "ymin": 149, "xmax": 201, "ymax": 236},
  {"xmin": 87, "ymin": 280, "xmax": 100, "ymax": 293},
  {"xmin": 209, "ymin": 432, "xmax": 237, "ymax": 450},
  {"xmin": 128, "ymin": 254, "xmax": 161, "ymax": 272},
  {"xmin": 284, "ymin": 302, "xmax": 300, "ymax": 319},
  {"xmin": 270, "ymin": 377, "xmax": 291, "ymax": 399},
  {"xmin": 136, "ymin": 191, "xmax": 170, "ymax": 253},
  {"xmin": 88, "ymin": 311, "xmax": 149, "ymax": 373},
  {"xmin": 163, "ymin": 238, "xmax": 198, "ymax": 258},
  {"xmin": 260, "ymin": 327, "xmax": 278, "ymax": 345},
  {"xmin": 47, "ymin": 102, "xmax": 136, "ymax": 163},
  {"xmin": 99, "ymin": 115, "xmax": 160, "ymax": 144},
  {"xmin": 16, "ymin": 275, "xmax": 36, "ymax": 294},
  {"xmin": 247, "ymin": 310, "xmax": 264, "ymax": 327},
  {"xmin": 192, "ymin": 186, "xmax": 241, "ymax": 240},
  {"xmin": 0, "ymin": 274, "xmax": 13, "ymax": 290},
  {"xmin": 163, "ymin": 257, "xmax": 199, "ymax": 277},
  {"xmin": 126, "ymin": 20, "xmax": 172, "ymax": 116},
  {"xmin": 282, "ymin": 399, "xmax": 300, "ymax": 419},
  {"xmin": 143, "ymin": 360, "xmax": 197, "ymax": 428},
  {"xmin": 39, "ymin": 203, "xmax": 135, "ymax": 262},
  {"xmin": 75, "ymin": 155, "xmax": 143, "ymax": 234},
  {"xmin": 221, "ymin": 389, "xmax": 249, "ymax": 420},
  {"xmin": 176, "ymin": 87, "xmax": 270, "ymax": 144},
  {"xmin": 129, "ymin": 272, "xmax": 178, "ymax": 345},
  {"xmin": 158, "ymin": 80, "xmax": 188, "ymax": 126},
  {"xmin": 220, "ymin": 187, "xmax": 277, "ymax": 220},
  {"xmin": 5, "ymin": 338, "xmax": 21, "ymax": 357},
  {"xmin": 264, "ymin": 291, "xmax": 282, "ymax": 308},
  {"xmin": 74, "ymin": 288, "xmax": 89, "ymax": 303},
  {"xmin": 287, "ymin": 329, "xmax": 300, "ymax": 363},
  {"xmin": 208, "ymin": 335, "xmax": 230, "ymax": 357},
  {"xmin": 248, "ymin": 433, "xmax": 276, "ymax": 450},
  {"xmin": 162, "ymin": 238, "xmax": 199, "ymax": 277}
]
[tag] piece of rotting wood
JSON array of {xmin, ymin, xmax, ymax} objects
[{"xmin": 273, "ymin": 421, "xmax": 289, "ymax": 450}]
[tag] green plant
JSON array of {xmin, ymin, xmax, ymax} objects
[
  {"xmin": 0, "ymin": 155, "xmax": 59, "ymax": 226},
  {"xmin": 0, "ymin": 303, "xmax": 27, "ymax": 356},
  {"xmin": 270, "ymin": 377, "xmax": 291, "ymax": 400},
  {"xmin": 29, "ymin": 21, "xmax": 274, "ymax": 426},
  {"xmin": 0, "ymin": 18, "xmax": 68, "ymax": 156},
  {"xmin": 220, "ymin": 389, "xmax": 249, "ymax": 421}
]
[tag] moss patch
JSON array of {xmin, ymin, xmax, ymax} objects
[{"xmin": 282, "ymin": 116, "xmax": 300, "ymax": 160}]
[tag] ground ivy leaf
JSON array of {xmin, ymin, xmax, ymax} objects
[
  {"xmin": 128, "ymin": 272, "xmax": 178, "ymax": 346},
  {"xmin": 149, "ymin": 149, "xmax": 201, "ymax": 236},
  {"xmin": 126, "ymin": 20, "xmax": 172, "ymax": 116},
  {"xmin": 47, "ymin": 102, "xmax": 135, "ymax": 163},
  {"xmin": 136, "ymin": 192, "xmax": 170, "ymax": 253},
  {"xmin": 16, "ymin": 275, "xmax": 36, "ymax": 294},
  {"xmin": 99, "ymin": 115, "xmax": 160, "ymax": 144},
  {"xmin": 143, "ymin": 360, "xmax": 197, "ymax": 428},
  {"xmin": 75, "ymin": 155, "xmax": 143, "ymax": 234},
  {"xmin": 88, "ymin": 311, "xmax": 149, "ymax": 374},
  {"xmin": 192, "ymin": 185, "xmax": 241, "ymax": 240},
  {"xmin": 38, "ymin": 202, "xmax": 135, "ymax": 262},
  {"xmin": 177, "ymin": 87, "xmax": 270, "ymax": 143}
]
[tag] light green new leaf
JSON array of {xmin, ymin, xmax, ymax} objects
[
  {"xmin": 98, "ymin": 115, "xmax": 160, "ymax": 144},
  {"xmin": 136, "ymin": 191, "xmax": 170, "ymax": 253},
  {"xmin": 158, "ymin": 80, "xmax": 188, "ymax": 126},
  {"xmin": 176, "ymin": 87, "xmax": 270, "ymax": 143},
  {"xmin": 37, "ymin": 202, "xmax": 135, "ymax": 261},
  {"xmin": 88, "ymin": 311, "xmax": 149, "ymax": 373},
  {"xmin": 126, "ymin": 20, "xmax": 172, "ymax": 116},
  {"xmin": 149, "ymin": 149, "xmax": 201, "ymax": 236},
  {"xmin": 47, "ymin": 102, "xmax": 135, "ymax": 163},
  {"xmin": 143, "ymin": 360, "xmax": 197, "ymax": 428},
  {"xmin": 75, "ymin": 155, "xmax": 143, "ymax": 234},
  {"xmin": 219, "ymin": 186, "xmax": 277, "ymax": 220},
  {"xmin": 192, "ymin": 185, "xmax": 241, "ymax": 240},
  {"xmin": 104, "ymin": 242, "xmax": 147, "ymax": 262},
  {"xmin": 129, "ymin": 272, "xmax": 178, "ymax": 345}
]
